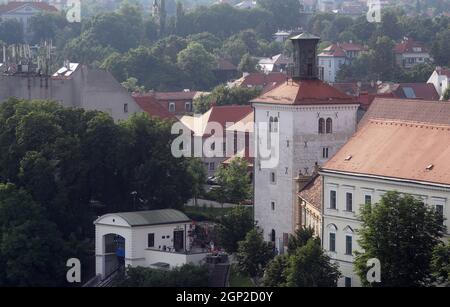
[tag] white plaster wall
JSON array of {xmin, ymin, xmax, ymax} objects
[
  {"xmin": 322, "ymin": 172, "xmax": 450, "ymax": 286},
  {"xmin": 254, "ymin": 103, "xmax": 358, "ymax": 250}
]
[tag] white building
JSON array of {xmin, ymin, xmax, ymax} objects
[
  {"xmin": 321, "ymin": 98, "xmax": 450, "ymax": 287},
  {"xmin": 318, "ymin": 42, "xmax": 367, "ymax": 83},
  {"xmin": 394, "ymin": 37, "xmax": 431, "ymax": 69},
  {"xmin": 428, "ymin": 67, "xmax": 450, "ymax": 100},
  {"xmin": 94, "ymin": 209, "xmax": 209, "ymax": 279},
  {"xmin": 252, "ymin": 33, "xmax": 359, "ymax": 252}
]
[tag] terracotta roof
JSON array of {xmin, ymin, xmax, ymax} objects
[
  {"xmin": 298, "ymin": 175, "xmax": 322, "ymax": 211},
  {"xmin": 0, "ymin": 1, "xmax": 58, "ymax": 13},
  {"xmin": 358, "ymin": 98, "xmax": 450, "ymax": 130},
  {"xmin": 251, "ymin": 79, "xmax": 357, "ymax": 106},
  {"xmin": 132, "ymin": 95, "xmax": 175, "ymax": 120},
  {"xmin": 238, "ymin": 72, "xmax": 286, "ymax": 88},
  {"xmin": 394, "ymin": 83, "xmax": 440, "ymax": 101},
  {"xmin": 323, "ymin": 119, "xmax": 450, "ymax": 186},
  {"xmin": 153, "ymin": 91, "xmax": 202, "ymax": 101},
  {"xmin": 179, "ymin": 105, "xmax": 253, "ymax": 137},
  {"xmin": 319, "ymin": 44, "xmax": 347, "ymax": 57},
  {"xmin": 333, "ymin": 82, "xmax": 378, "ymax": 96},
  {"xmin": 394, "ymin": 38, "xmax": 428, "ymax": 54},
  {"xmin": 339, "ymin": 42, "xmax": 367, "ymax": 52}
]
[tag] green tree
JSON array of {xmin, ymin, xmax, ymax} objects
[
  {"xmin": 193, "ymin": 85, "xmax": 260, "ymax": 112},
  {"xmin": 177, "ymin": 42, "xmax": 216, "ymax": 89},
  {"xmin": 287, "ymin": 227, "xmax": 318, "ymax": 255},
  {"xmin": 257, "ymin": 0, "xmax": 302, "ymax": 30},
  {"xmin": 236, "ymin": 228, "xmax": 274, "ymax": 279},
  {"xmin": 187, "ymin": 158, "xmax": 207, "ymax": 206},
  {"xmin": 262, "ymin": 255, "xmax": 288, "ymax": 287},
  {"xmin": 355, "ymin": 191, "xmax": 446, "ymax": 287},
  {"xmin": 215, "ymin": 158, "xmax": 252, "ymax": 204},
  {"xmin": 238, "ymin": 53, "xmax": 258, "ymax": 73},
  {"xmin": 115, "ymin": 264, "xmax": 209, "ymax": 287},
  {"xmin": 431, "ymin": 242, "xmax": 450, "ymax": 286},
  {"xmin": 121, "ymin": 77, "xmax": 145, "ymax": 93},
  {"xmin": 444, "ymin": 88, "xmax": 450, "ymax": 101},
  {"xmin": 216, "ymin": 205, "xmax": 254, "ymax": 253},
  {"xmin": 431, "ymin": 29, "xmax": 450, "ymax": 67},
  {"xmin": 370, "ymin": 36, "xmax": 396, "ymax": 81},
  {"xmin": 0, "ymin": 18, "xmax": 24, "ymax": 44},
  {"xmin": 28, "ymin": 12, "xmax": 68, "ymax": 44},
  {"xmin": 285, "ymin": 239, "xmax": 341, "ymax": 287},
  {"xmin": 0, "ymin": 184, "xmax": 67, "ymax": 286}
]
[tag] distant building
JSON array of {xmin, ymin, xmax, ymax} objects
[
  {"xmin": 427, "ymin": 66, "xmax": 450, "ymax": 100},
  {"xmin": 0, "ymin": 62, "xmax": 141, "ymax": 121},
  {"xmin": 258, "ymin": 54, "xmax": 293, "ymax": 73},
  {"xmin": 95, "ymin": 209, "xmax": 210, "ymax": 279},
  {"xmin": 213, "ymin": 57, "xmax": 238, "ymax": 84},
  {"xmin": 394, "ymin": 37, "xmax": 431, "ymax": 69},
  {"xmin": 132, "ymin": 90, "xmax": 208, "ymax": 118},
  {"xmin": 229, "ymin": 72, "xmax": 287, "ymax": 94},
  {"xmin": 318, "ymin": 42, "xmax": 367, "ymax": 83},
  {"xmin": 296, "ymin": 173, "xmax": 322, "ymax": 238},
  {"xmin": 273, "ymin": 31, "xmax": 292, "ymax": 43},
  {"xmin": 234, "ymin": 0, "xmax": 257, "ymax": 9},
  {"xmin": 322, "ymin": 98, "xmax": 450, "ymax": 287},
  {"xmin": 0, "ymin": 1, "xmax": 58, "ymax": 37},
  {"xmin": 178, "ymin": 105, "xmax": 253, "ymax": 177}
]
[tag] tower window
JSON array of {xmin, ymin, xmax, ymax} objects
[
  {"xmin": 326, "ymin": 118, "xmax": 333, "ymax": 134},
  {"xmin": 318, "ymin": 118, "xmax": 325, "ymax": 134}
]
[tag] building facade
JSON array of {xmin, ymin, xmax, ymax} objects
[
  {"xmin": 252, "ymin": 33, "xmax": 359, "ymax": 251},
  {"xmin": 321, "ymin": 98, "xmax": 450, "ymax": 287},
  {"xmin": 428, "ymin": 67, "xmax": 450, "ymax": 100}
]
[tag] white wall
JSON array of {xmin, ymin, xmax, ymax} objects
[
  {"xmin": 428, "ymin": 70, "xmax": 449, "ymax": 100},
  {"xmin": 319, "ymin": 56, "xmax": 346, "ymax": 83},
  {"xmin": 322, "ymin": 172, "xmax": 450, "ymax": 287},
  {"xmin": 254, "ymin": 103, "xmax": 358, "ymax": 250}
]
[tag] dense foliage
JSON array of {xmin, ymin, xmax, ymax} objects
[
  {"xmin": 354, "ymin": 192, "xmax": 446, "ymax": 287},
  {"xmin": 0, "ymin": 99, "xmax": 197, "ymax": 286},
  {"xmin": 216, "ymin": 205, "xmax": 254, "ymax": 253}
]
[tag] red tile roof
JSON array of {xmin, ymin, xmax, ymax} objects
[
  {"xmin": 394, "ymin": 38, "xmax": 428, "ymax": 54},
  {"xmin": 252, "ymin": 79, "xmax": 357, "ymax": 106},
  {"xmin": 132, "ymin": 95, "xmax": 175, "ymax": 120},
  {"xmin": 323, "ymin": 119, "xmax": 450, "ymax": 186},
  {"xmin": 153, "ymin": 91, "xmax": 199, "ymax": 101},
  {"xmin": 298, "ymin": 175, "xmax": 322, "ymax": 211},
  {"xmin": 0, "ymin": 1, "xmax": 58, "ymax": 13},
  {"xmin": 394, "ymin": 83, "xmax": 440, "ymax": 101},
  {"xmin": 239, "ymin": 72, "xmax": 286, "ymax": 88},
  {"xmin": 208, "ymin": 105, "xmax": 253, "ymax": 128},
  {"xmin": 358, "ymin": 98, "xmax": 450, "ymax": 130},
  {"xmin": 319, "ymin": 44, "xmax": 347, "ymax": 57}
]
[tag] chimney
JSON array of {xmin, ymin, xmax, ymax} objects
[{"xmin": 290, "ymin": 32, "xmax": 321, "ymax": 80}]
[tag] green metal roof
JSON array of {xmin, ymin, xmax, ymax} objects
[
  {"xmin": 114, "ymin": 209, "xmax": 191, "ymax": 227},
  {"xmin": 290, "ymin": 32, "xmax": 320, "ymax": 40}
]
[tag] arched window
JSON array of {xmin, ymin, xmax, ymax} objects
[
  {"xmin": 271, "ymin": 229, "xmax": 276, "ymax": 242},
  {"xmin": 327, "ymin": 224, "xmax": 338, "ymax": 253},
  {"xmin": 326, "ymin": 118, "xmax": 333, "ymax": 134},
  {"xmin": 318, "ymin": 118, "xmax": 325, "ymax": 134}
]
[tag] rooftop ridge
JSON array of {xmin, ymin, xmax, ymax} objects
[{"xmin": 368, "ymin": 118, "xmax": 450, "ymax": 130}]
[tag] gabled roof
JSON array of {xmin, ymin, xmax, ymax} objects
[
  {"xmin": 235, "ymin": 72, "xmax": 287, "ymax": 88},
  {"xmin": 395, "ymin": 83, "xmax": 440, "ymax": 101},
  {"xmin": 394, "ymin": 38, "xmax": 428, "ymax": 54},
  {"xmin": 319, "ymin": 44, "xmax": 347, "ymax": 57},
  {"xmin": 0, "ymin": 1, "xmax": 58, "ymax": 14},
  {"xmin": 153, "ymin": 91, "xmax": 206, "ymax": 101},
  {"xmin": 251, "ymin": 79, "xmax": 357, "ymax": 106},
  {"xmin": 323, "ymin": 119, "xmax": 450, "ymax": 186},
  {"xmin": 179, "ymin": 105, "xmax": 253, "ymax": 137},
  {"xmin": 298, "ymin": 175, "xmax": 322, "ymax": 211},
  {"xmin": 132, "ymin": 94, "xmax": 175, "ymax": 120},
  {"xmin": 435, "ymin": 67, "xmax": 450, "ymax": 78},
  {"xmin": 97, "ymin": 209, "xmax": 191, "ymax": 227},
  {"xmin": 358, "ymin": 98, "xmax": 450, "ymax": 130}
]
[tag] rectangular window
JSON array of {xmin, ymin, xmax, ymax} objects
[
  {"xmin": 185, "ymin": 102, "xmax": 191, "ymax": 112},
  {"xmin": 346, "ymin": 236, "xmax": 353, "ymax": 255},
  {"xmin": 346, "ymin": 193, "xmax": 353, "ymax": 212},
  {"xmin": 271, "ymin": 201, "xmax": 275, "ymax": 211},
  {"xmin": 329, "ymin": 233, "xmax": 336, "ymax": 252},
  {"xmin": 148, "ymin": 233, "xmax": 155, "ymax": 248},
  {"xmin": 345, "ymin": 277, "xmax": 352, "ymax": 287},
  {"xmin": 270, "ymin": 172, "xmax": 276, "ymax": 184},
  {"xmin": 330, "ymin": 190, "xmax": 337, "ymax": 209},
  {"xmin": 124, "ymin": 103, "xmax": 129, "ymax": 113},
  {"xmin": 365, "ymin": 195, "xmax": 372, "ymax": 205},
  {"xmin": 322, "ymin": 147, "xmax": 329, "ymax": 159},
  {"xmin": 169, "ymin": 102, "xmax": 176, "ymax": 112}
]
